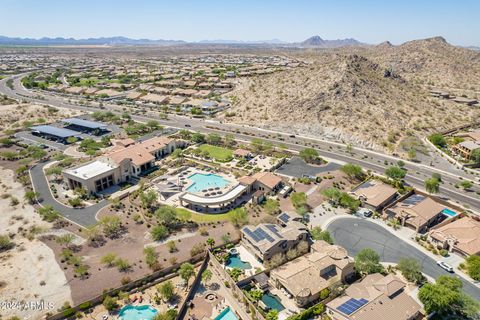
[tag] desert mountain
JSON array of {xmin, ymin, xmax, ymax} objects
[
  {"xmin": 299, "ymin": 35, "xmax": 364, "ymax": 48},
  {"xmin": 224, "ymin": 37, "xmax": 480, "ymax": 153}
]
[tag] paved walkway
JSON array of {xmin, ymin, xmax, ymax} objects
[{"xmin": 30, "ymin": 160, "xmax": 108, "ymax": 227}]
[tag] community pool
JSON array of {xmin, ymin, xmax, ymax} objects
[
  {"xmin": 118, "ymin": 305, "xmax": 158, "ymax": 320},
  {"xmin": 214, "ymin": 307, "xmax": 239, "ymax": 320},
  {"xmin": 187, "ymin": 173, "xmax": 230, "ymax": 193},
  {"xmin": 442, "ymin": 208, "xmax": 457, "ymax": 217},
  {"xmin": 225, "ymin": 253, "xmax": 252, "ymax": 270},
  {"xmin": 262, "ymin": 292, "xmax": 285, "ymax": 311}
]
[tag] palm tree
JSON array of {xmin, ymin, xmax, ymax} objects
[{"xmin": 206, "ymin": 238, "xmax": 215, "ymax": 249}]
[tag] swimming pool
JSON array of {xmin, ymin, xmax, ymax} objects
[
  {"xmin": 119, "ymin": 305, "xmax": 158, "ymax": 320},
  {"xmin": 214, "ymin": 307, "xmax": 239, "ymax": 320},
  {"xmin": 261, "ymin": 292, "xmax": 285, "ymax": 311},
  {"xmin": 442, "ymin": 208, "xmax": 457, "ymax": 217},
  {"xmin": 225, "ymin": 253, "xmax": 252, "ymax": 270},
  {"xmin": 187, "ymin": 173, "xmax": 230, "ymax": 193}
]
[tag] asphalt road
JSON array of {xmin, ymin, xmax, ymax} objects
[
  {"xmin": 30, "ymin": 161, "xmax": 106, "ymax": 227},
  {"xmin": 2, "ymin": 73, "xmax": 480, "ymax": 211},
  {"xmin": 327, "ymin": 217, "xmax": 480, "ymax": 300}
]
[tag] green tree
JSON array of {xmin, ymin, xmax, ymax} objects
[
  {"xmin": 321, "ymin": 187, "xmax": 341, "ymax": 204},
  {"xmin": 290, "ymin": 192, "xmax": 307, "ymax": 211},
  {"xmin": 37, "ymin": 205, "xmax": 60, "ymax": 222},
  {"xmin": 425, "ymin": 177, "xmax": 440, "ymax": 194},
  {"xmin": 428, "ymin": 133, "xmax": 447, "ymax": 148},
  {"xmin": 146, "ymin": 120, "xmax": 161, "ymax": 131},
  {"xmin": 179, "ymin": 263, "xmax": 195, "ymax": 289},
  {"xmin": 355, "ymin": 248, "xmax": 384, "ymax": 275},
  {"xmin": 206, "ymin": 238, "xmax": 215, "ymax": 248},
  {"xmin": 206, "ymin": 133, "xmax": 222, "ymax": 145},
  {"xmin": 157, "ymin": 280, "xmax": 175, "ymax": 301},
  {"xmin": 101, "ymin": 253, "xmax": 117, "ymax": 267},
  {"xmin": 264, "ymin": 198, "xmax": 280, "ymax": 215},
  {"xmin": 396, "ymin": 258, "xmax": 425, "ymax": 284},
  {"xmin": 153, "ymin": 309, "xmax": 177, "ymax": 320},
  {"xmin": 299, "ymin": 147, "xmax": 320, "ymax": 163},
  {"xmin": 310, "ymin": 227, "xmax": 333, "ymax": 244},
  {"xmin": 465, "ymin": 255, "xmax": 480, "ymax": 281},
  {"xmin": 151, "ymin": 225, "xmax": 169, "ymax": 241},
  {"xmin": 0, "ymin": 235, "xmax": 14, "ymax": 252},
  {"xmin": 470, "ymin": 148, "xmax": 480, "ymax": 164},
  {"xmin": 385, "ymin": 166, "xmax": 406, "ymax": 180},
  {"xmin": 155, "ymin": 206, "xmax": 177, "ymax": 225},
  {"xmin": 140, "ymin": 190, "xmax": 158, "ymax": 209},
  {"xmin": 143, "ymin": 246, "xmax": 159, "ymax": 269},
  {"xmin": 102, "ymin": 296, "xmax": 118, "ymax": 311},
  {"xmin": 229, "ymin": 207, "xmax": 248, "ymax": 227},
  {"xmin": 418, "ymin": 275, "xmax": 480, "ymax": 317},
  {"xmin": 201, "ymin": 269, "xmax": 213, "ymax": 287},
  {"xmin": 340, "ymin": 163, "xmax": 364, "ymax": 181},
  {"xmin": 459, "ymin": 180, "xmax": 473, "ymax": 190},
  {"xmin": 99, "ymin": 216, "xmax": 122, "ymax": 238},
  {"xmin": 265, "ymin": 310, "xmax": 278, "ymax": 320},
  {"xmin": 191, "ymin": 132, "xmax": 205, "ymax": 143},
  {"xmin": 167, "ymin": 240, "xmax": 177, "ymax": 253},
  {"xmin": 115, "ymin": 258, "xmax": 131, "ymax": 272},
  {"xmin": 249, "ymin": 289, "xmax": 263, "ymax": 303},
  {"xmin": 24, "ymin": 190, "xmax": 39, "ymax": 204}
]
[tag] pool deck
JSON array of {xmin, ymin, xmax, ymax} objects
[
  {"xmin": 269, "ymin": 287, "xmax": 300, "ymax": 320},
  {"xmin": 236, "ymin": 245, "xmax": 264, "ymax": 275}
]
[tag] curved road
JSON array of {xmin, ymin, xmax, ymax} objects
[
  {"xmin": 1, "ymin": 73, "xmax": 479, "ymax": 212},
  {"xmin": 31, "ymin": 161, "xmax": 107, "ymax": 227},
  {"xmin": 327, "ymin": 217, "xmax": 480, "ymax": 300}
]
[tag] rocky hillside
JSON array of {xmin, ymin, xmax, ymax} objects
[{"xmin": 222, "ymin": 37, "xmax": 480, "ymax": 152}]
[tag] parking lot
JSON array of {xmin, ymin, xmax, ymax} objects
[{"xmin": 276, "ymin": 156, "xmax": 341, "ymax": 178}]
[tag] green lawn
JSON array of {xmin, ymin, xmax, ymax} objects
[
  {"xmin": 197, "ymin": 144, "xmax": 233, "ymax": 162},
  {"xmin": 175, "ymin": 208, "xmax": 233, "ymax": 222}
]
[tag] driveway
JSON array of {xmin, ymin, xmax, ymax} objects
[
  {"xmin": 30, "ymin": 161, "xmax": 108, "ymax": 227},
  {"xmin": 275, "ymin": 156, "xmax": 341, "ymax": 178},
  {"xmin": 326, "ymin": 217, "xmax": 480, "ymax": 300}
]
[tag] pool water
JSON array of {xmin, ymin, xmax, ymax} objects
[
  {"xmin": 215, "ymin": 307, "xmax": 239, "ymax": 320},
  {"xmin": 119, "ymin": 305, "xmax": 158, "ymax": 320},
  {"xmin": 262, "ymin": 292, "xmax": 285, "ymax": 311},
  {"xmin": 226, "ymin": 253, "xmax": 252, "ymax": 270},
  {"xmin": 187, "ymin": 173, "xmax": 230, "ymax": 193},
  {"xmin": 442, "ymin": 208, "xmax": 457, "ymax": 217}
]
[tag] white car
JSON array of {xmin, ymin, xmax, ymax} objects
[{"xmin": 437, "ymin": 261, "xmax": 454, "ymax": 273}]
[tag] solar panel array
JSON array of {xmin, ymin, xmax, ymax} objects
[
  {"xmin": 402, "ymin": 194, "xmax": 425, "ymax": 206},
  {"xmin": 278, "ymin": 212, "xmax": 290, "ymax": 223},
  {"xmin": 265, "ymin": 224, "xmax": 284, "ymax": 239},
  {"xmin": 243, "ymin": 226, "xmax": 276, "ymax": 243},
  {"xmin": 336, "ymin": 298, "xmax": 369, "ymax": 315}
]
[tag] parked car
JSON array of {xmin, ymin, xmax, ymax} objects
[
  {"xmin": 289, "ymin": 134, "xmax": 296, "ymax": 138},
  {"xmin": 184, "ymin": 124, "xmax": 191, "ymax": 127},
  {"xmin": 437, "ymin": 260, "xmax": 454, "ymax": 273}
]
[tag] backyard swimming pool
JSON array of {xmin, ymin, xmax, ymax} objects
[
  {"xmin": 225, "ymin": 253, "xmax": 252, "ymax": 270},
  {"xmin": 442, "ymin": 208, "xmax": 457, "ymax": 217},
  {"xmin": 262, "ymin": 292, "xmax": 285, "ymax": 311},
  {"xmin": 119, "ymin": 305, "xmax": 158, "ymax": 320},
  {"xmin": 214, "ymin": 307, "xmax": 239, "ymax": 320},
  {"xmin": 187, "ymin": 173, "xmax": 230, "ymax": 193}
]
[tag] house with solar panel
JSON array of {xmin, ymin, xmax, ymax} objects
[
  {"xmin": 269, "ymin": 240, "xmax": 355, "ymax": 307},
  {"xmin": 240, "ymin": 222, "xmax": 309, "ymax": 263},
  {"xmin": 325, "ymin": 273, "xmax": 422, "ymax": 320},
  {"xmin": 383, "ymin": 191, "xmax": 460, "ymax": 233}
]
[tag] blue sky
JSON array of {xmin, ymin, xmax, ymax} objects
[{"xmin": 1, "ymin": 0, "xmax": 479, "ymax": 46}]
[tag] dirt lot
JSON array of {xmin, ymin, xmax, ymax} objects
[
  {"xmin": 0, "ymin": 167, "xmax": 72, "ymax": 319},
  {"xmin": 43, "ymin": 200, "xmax": 240, "ymax": 304}
]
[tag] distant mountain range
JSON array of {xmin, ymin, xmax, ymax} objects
[
  {"xmin": 0, "ymin": 36, "xmax": 185, "ymax": 46},
  {"xmin": 298, "ymin": 35, "xmax": 365, "ymax": 48},
  {"xmin": 0, "ymin": 35, "xmax": 364, "ymax": 47}
]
